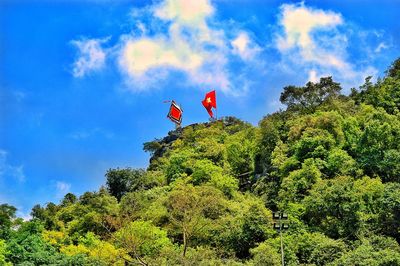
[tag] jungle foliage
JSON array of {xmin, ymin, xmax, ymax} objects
[{"xmin": 2, "ymin": 59, "xmax": 400, "ymax": 265}]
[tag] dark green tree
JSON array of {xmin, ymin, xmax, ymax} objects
[
  {"xmin": 61, "ymin": 193, "xmax": 78, "ymax": 207},
  {"xmin": 105, "ymin": 168, "xmax": 146, "ymax": 201},
  {"xmin": 280, "ymin": 77, "xmax": 342, "ymax": 113},
  {"xmin": 378, "ymin": 182, "xmax": 400, "ymax": 241},
  {"xmin": 0, "ymin": 204, "xmax": 17, "ymax": 239},
  {"xmin": 386, "ymin": 57, "xmax": 400, "ymax": 78},
  {"xmin": 303, "ymin": 176, "xmax": 384, "ymax": 239}
]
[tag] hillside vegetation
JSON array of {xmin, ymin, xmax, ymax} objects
[{"xmin": 1, "ymin": 58, "xmax": 400, "ymax": 265}]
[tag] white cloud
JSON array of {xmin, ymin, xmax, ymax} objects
[
  {"xmin": 120, "ymin": 38, "xmax": 203, "ymax": 75},
  {"xmin": 71, "ymin": 37, "xmax": 110, "ymax": 78},
  {"xmin": 17, "ymin": 209, "xmax": 32, "ymax": 221},
  {"xmin": 231, "ymin": 32, "xmax": 260, "ymax": 60},
  {"xmin": 375, "ymin": 42, "xmax": 389, "ymax": 53},
  {"xmin": 115, "ymin": 0, "xmax": 259, "ymax": 95},
  {"xmin": 277, "ymin": 3, "xmax": 342, "ymax": 51},
  {"xmin": 119, "ymin": 0, "xmax": 225, "ymax": 91},
  {"xmin": 69, "ymin": 0, "xmax": 264, "ymax": 95},
  {"xmin": 0, "ymin": 149, "xmax": 25, "ymax": 183},
  {"xmin": 55, "ymin": 180, "xmax": 71, "ymax": 200},
  {"xmin": 56, "ymin": 181, "xmax": 71, "ymax": 196},
  {"xmin": 154, "ymin": 0, "xmax": 214, "ymax": 27},
  {"xmin": 308, "ymin": 69, "xmax": 319, "ymax": 83},
  {"xmin": 276, "ymin": 3, "xmax": 377, "ymax": 89}
]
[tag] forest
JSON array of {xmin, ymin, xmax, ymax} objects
[{"xmin": 1, "ymin": 58, "xmax": 400, "ymax": 265}]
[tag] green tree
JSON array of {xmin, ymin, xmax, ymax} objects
[
  {"xmin": 259, "ymin": 232, "xmax": 347, "ymax": 266},
  {"xmin": 356, "ymin": 107, "xmax": 400, "ymax": 181},
  {"xmin": 303, "ymin": 176, "xmax": 384, "ymax": 239},
  {"xmin": 61, "ymin": 193, "xmax": 78, "ymax": 207},
  {"xmin": 165, "ymin": 183, "xmax": 225, "ymax": 257},
  {"xmin": 331, "ymin": 235, "xmax": 400, "ymax": 266},
  {"xmin": 255, "ymin": 112, "xmax": 286, "ymax": 175},
  {"xmin": 165, "ymin": 150, "xmax": 195, "ymax": 184},
  {"xmin": 105, "ymin": 168, "xmax": 145, "ymax": 201},
  {"xmin": 119, "ymin": 187, "xmax": 168, "ymax": 224},
  {"xmin": 280, "ymin": 77, "xmax": 342, "ymax": 113},
  {"xmin": 65, "ymin": 189, "xmax": 119, "ymax": 238},
  {"xmin": 31, "ymin": 204, "xmax": 46, "ymax": 220},
  {"xmin": 114, "ymin": 220, "xmax": 172, "ymax": 265},
  {"xmin": 0, "ymin": 239, "xmax": 12, "ymax": 266},
  {"xmin": 0, "ymin": 204, "xmax": 17, "ymax": 239},
  {"xmin": 60, "ymin": 232, "xmax": 127, "ymax": 265},
  {"xmin": 5, "ymin": 220, "xmax": 79, "ymax": 265},
  {"xmin": 351, "ymin": 59, "xmax": 400, "ymax": 114},
  {"xmin": 188, "ymin": 159, "xmax": 238, "ymax": 196},
  {"xmin": 225, "ymin": 127, "xmax": 257, "ymax": 180},
  {"xmin": 325, "ymin": 148, "xmax": 359, "ymax": 177},
  {"xmin": 279, "ymin": 158, "xmax": 322, "ymax": 205},
  {"xmin": 250, "ymin": 242, "xmax": 281, "ymax": 266},
  {"xmin": 211, "ymin": 193, "xmax": 274, "ymax": 259},
  {"xmin": 386, "ymin": 57, "xmax": 400, "ymax": 78},
  {"xmin": 378, "ymin": 182, "xmax": 400, "ymax": 241}
]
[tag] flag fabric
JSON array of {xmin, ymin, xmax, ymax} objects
[
  {"xmin": 202, "ymin": 90, "xmax": 217, "ymax": 118},
  {"xmin": 167, "ymin": 100, "xmax": 183, "ymax": 125}
]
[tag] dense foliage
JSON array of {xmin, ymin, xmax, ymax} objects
[{"xmin": 2, "ymin": 59, "xmax": 400, "ymax": 265}]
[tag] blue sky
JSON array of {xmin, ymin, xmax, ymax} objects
[{"xmin": 1, "ymin": 0, "xmax": 399, "ymax": 219}]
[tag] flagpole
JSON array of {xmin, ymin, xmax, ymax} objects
[{"xmin": 216, "ymin": 90, "xmax": 218, "ymax": 120}]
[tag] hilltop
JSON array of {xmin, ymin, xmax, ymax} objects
[{"xmin": 1, "ymin": 58, "xmax": 400, "ymax": 265}]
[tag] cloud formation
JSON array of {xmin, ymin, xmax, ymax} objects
[
  {"xmin": 71, "ymin": 37, "xmax": 109, "ymax": 78},
  {"xmin": 154, "ymin": 0, "xmax": 213, "ymax": 27},
  {"xmin": 70, "ymin": 1, "xmax": 389, "ymax": 94},
  {"xmin": 118, "ymin": 0, "xmax": 240, "ymax": 93},
  {"xmin": 56, "ymin": 181, "xmax": 71, "ymax": 198},
  {"xmin": 231, "ymin": 32, "xmax": 261, "ymax": 61},
  {"xmin": 276, "ymin": 3, "xmax": 377, "ymax": 88},
  {"xmin": 277, "ymin": 3, "xmax": 342, "ymax": 51},
  {"xmin": 0, "ymin": 149, "xmax": 25, "ymax": 183},
  {"xmin": 375, "ymin": 42, "xmax": 389, "ymax": 53},
  {"xmin": 67, "ymin": 0, "xmax": 259, "ymax": 95}
]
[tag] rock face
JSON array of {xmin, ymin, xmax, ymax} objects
[
  {"xmin": 150, "ymin": 127, "xmax": 183, "ymax": 163},
  {"xmin": 144, "ymin": 123, "xmax": 202, "ymax": 167}
]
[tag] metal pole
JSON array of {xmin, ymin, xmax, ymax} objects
[{"xmin": 280, "ymin": 215, "xmax": 284, "ymax": 266}]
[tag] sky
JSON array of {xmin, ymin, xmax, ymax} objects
[{"xmin": 1, "ymin": 0, "xmax": 399, "ymax": 219}]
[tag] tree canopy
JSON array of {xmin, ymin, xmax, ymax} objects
[{"xmin": 2, "ymin": 58, "xmax": 400, "ymax": 265}]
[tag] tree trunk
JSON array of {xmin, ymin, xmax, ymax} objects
[
  {"xmin": 183, "ymin": 230, "xmax": 188, "ymax": 257},
  {"xmin": 128, "ymin": 251, "xmax": 148, "ymax": 266}
]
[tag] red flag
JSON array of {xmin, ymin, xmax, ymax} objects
[
  {"xmin": 167, "ymin": 101, "xmax": 183, "ymax": 125},
  {"xmin": 202, "ymin": 90, "xmax": 217, "ymax": 118}
]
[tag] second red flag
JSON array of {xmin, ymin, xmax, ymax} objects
[{"xmin": 202, "ymin": 90, "xmax": 217, "ymax": 118}]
